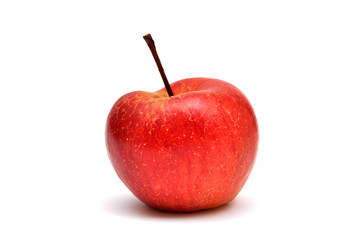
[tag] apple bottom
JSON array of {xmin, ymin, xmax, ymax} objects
[
  {"xmin": 127, "ymin": 168, "xmax": 253, "ymax": 213},
  {"xmin": 112, "ymin": 141, "xmax": 255, "ymax": 213}
]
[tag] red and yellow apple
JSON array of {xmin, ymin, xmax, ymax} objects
[
  {"xmin": 105, "ymin": 34, "xmax": 258, "ymax": 212},
  {"xmin": 106, "ymin": 77, "xmax": 258, "ymax": 212}
]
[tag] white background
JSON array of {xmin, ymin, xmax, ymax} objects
[{"xmin": 1, "ymin": 0, "xmax": 360, "ymax": 239}]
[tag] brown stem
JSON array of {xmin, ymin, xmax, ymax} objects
[{"xmin": 143, "ymin": 33, "xmax": 174, "ymax": 97}]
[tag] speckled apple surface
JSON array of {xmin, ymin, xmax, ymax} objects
[{"xmin": 106, "ymin": 78, "xmax": 258, "ymax": 212}]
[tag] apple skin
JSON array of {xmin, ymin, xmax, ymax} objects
[{"xmin": 105, "ymin": 78, "xmax": 258, "ymax": 212}]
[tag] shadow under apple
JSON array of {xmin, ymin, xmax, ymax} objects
[{"xmin": 101, "ymin": 193, "xmax": 255, "ymax": 220}]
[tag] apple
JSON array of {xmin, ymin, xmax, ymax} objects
[{"xmin": 105, "ymin": 34, "xmax": 258, "ymax": 212}]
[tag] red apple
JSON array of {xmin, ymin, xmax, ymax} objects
[{"xmin": 105, "ymin": 34, "xmax": 258, "ymax": 212}]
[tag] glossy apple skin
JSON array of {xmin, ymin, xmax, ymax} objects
[{"xmin": 105, "ymin": 78, "xmax": 258, "ymax": 212}]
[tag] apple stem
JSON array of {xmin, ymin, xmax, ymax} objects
[{"xmin": 143, "ymin": 33, "xmax": 174, "ymax": 97}]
